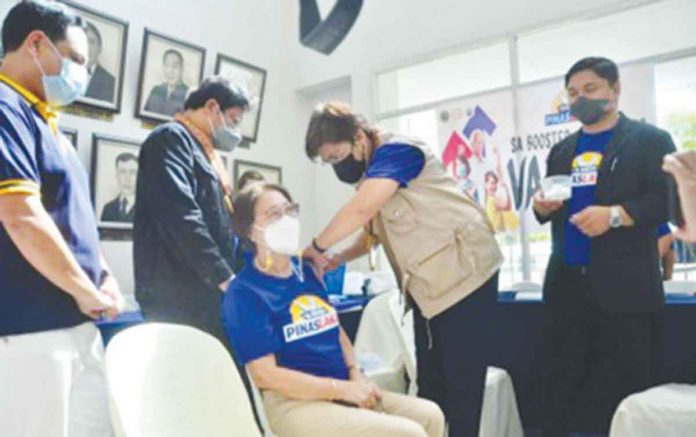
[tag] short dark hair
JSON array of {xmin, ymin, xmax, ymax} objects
[
  {"xmin": 115, "ymin": 152, "xmax": 138, "ymax": 167},
  {"xmin": 184, "ymin": 76, "xmax": 250, "ymax": 112},
  {"xmin": 238, "ymin": 170, "xmax": 265, "ymax": 191},
  {"xmin": 565, "ymin": 57, "xmax": 619, "ymax": 87},
  {"xmin": 84, "ymin": 21, "xmax": 102, "ymax": 48},
  {"xmin": 2, "ymin": 0, "xmax": 85, "ymax": 53},
  {"xmin": 305, "ymin": 101, "xmax": 380, "ymax": 160},
  {"xmin": 162, "ymin": 48, "xmax": 183, "ymax": 66},
  {"xmin": 232, "ymin": 183, "xmax": 293, "ymax": 242}
]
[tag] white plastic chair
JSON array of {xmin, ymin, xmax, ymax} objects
[
  {"xmin": 105, "ymin": 323, "xmax": 261, "ymax": 437},
  {"xmin": 610, "ymin": 384, "xmax": 696, "ymax": 437},
  {"xmin": 663, "ymin": 280, "xmax": 696, "ymax": 295},
  {"xmin": 354, "ymin": 289, "xmax": 412, "ymax": 394},
  {"xmin": 355, "ymin": 289, "xmax": 524, "ymax": 437}
]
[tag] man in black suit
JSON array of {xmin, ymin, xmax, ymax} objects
[
  {"xmin": 84, "ymin": 21, "xmax": 115, "ymax": 102},
  {"xmin": 144, "ymin": 49, "xmax": 189, "ymax": 117},
  {"xmin": 534, "ymin": 57, "xmax": 676, "ymax": 436},
  {"xmin": 101, "ymin": 152, "xmax": 137, "ymax": 223}
]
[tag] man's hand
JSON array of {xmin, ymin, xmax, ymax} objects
[
  {"xmin": 100, "ymin": 274, "xmax": 125, "ymax": 320},
  {"xmin": 219, "ymin": 275, "xmax": 234, "ymax": 293},
  {"xmin": 663, "ymin": 151, "xmax": 696, "ymax": 242},
  {"xmin": 571, "ymin": 206, "xmax": 611, "ymax": 237},
  {"xmin": 533, "ymin": 190, "xmax": 564, "ymax": 218},
  {"xmin": 73, "ymin": 289, "xmax": 115, "ymax": 320}
]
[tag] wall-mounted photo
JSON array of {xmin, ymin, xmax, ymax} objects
[
  {"xmin": 91, "ymin": 134, "xmax": 140, "ymax": 231},
  {"xmin": 136, "ymin": 29, "xmax": 205, "ymax": 123},
  {"xmin": 59, "ymin": 126, "xmax": 78, "ymax": 149},
  {"xmin": 62, "ymin": 1, "xmax": 128, "ymax": 112},
  {"xmin": 215, "ymin": 54, "xmax": 267, "ymax": 144},
  {"xmin": 233, "ymin": 159, "xmax": 282, "ymax": 191}
]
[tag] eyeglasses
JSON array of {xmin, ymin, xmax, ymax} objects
[{"xmin": 260, "ymin": 203, "xmax": 300, "ymax": 222}]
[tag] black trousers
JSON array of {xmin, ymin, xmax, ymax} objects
[
  {"xmin": 414, "ymin": 273, "xmax": 498, "ymax": 437},
  {"xmin": 542, "ymin": 269, "xmax": 662, "ymax": 436}
]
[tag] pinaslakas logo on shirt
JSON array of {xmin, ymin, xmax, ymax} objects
[
  {"xmin": 571, "ymin": 152, "xmax": 603, "ymax": 187},
  {"xmin": 283, "ymin": 295, "xmax": 339, "ymax": 343}
]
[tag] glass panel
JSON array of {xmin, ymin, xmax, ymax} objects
[
  {"xmin": 518, "ymin": 0, "xmax": 696, "ymax": 84},
  {"xmin": 377, "ymin": 42, "xmax": 510, "ymax": 113}
]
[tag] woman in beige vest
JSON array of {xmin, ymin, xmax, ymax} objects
[{"xmin": 303, "ymin": 102, "xmax": 503, "ymax": 437}]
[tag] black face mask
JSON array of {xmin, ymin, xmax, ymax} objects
[
  {"xmin": 332, "ymin": 153, "xmax": 366, "ymax": 184},
  {"xmin": 570, "ymin": 96, "xmax": 610, "ymax": 125}
]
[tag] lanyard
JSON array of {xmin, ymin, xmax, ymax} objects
[{"xmin": 174, "ymin": 113, "xmax": 234, "ymax": 215}]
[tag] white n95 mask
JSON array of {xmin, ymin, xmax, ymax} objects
[{"xmin": 262, "ymin": 215, "xmax": 301, "ymax": 255}]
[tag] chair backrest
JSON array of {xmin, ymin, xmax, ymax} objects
[
  {"xmin": 664, "ymin": 280, "xmax": 696, "ymax": 294},
  {"xmin": 354, "ymin": 289, "xmax": 416, "ymax": 393},
  {"xmin": 105, "ymin": 323, "xmax": 261, "ymax": 437}
]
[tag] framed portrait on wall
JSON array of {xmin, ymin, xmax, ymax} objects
[
  {"xmin": 61, "ymin": 1, "xmax": 128, "ymax": 112},
  {"xmin": 136, "ymin": 29, "xmax": 206, "ymax": 123},
  {"xmin": 59, "ymin": 126, "xmax": 78, "ymax": 149},
  {"xmin": 90, "ymin": 134, "xmax": 140, "ymax": 232},
  {"xmin": 215, "ymin": 54, "xmax": 267, "ymax": 144},
  {"xmin": 233, "ymin": 159, "xmax": 282, "ymax": 191}
]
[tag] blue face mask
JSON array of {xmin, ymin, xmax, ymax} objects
[
  {"xmin": 33, "ymin": 38, "xmax": 88, "ymax": 107},
  {"xmin": 208, "ymin": 108, "xmax": 242, "ymax": 152}
]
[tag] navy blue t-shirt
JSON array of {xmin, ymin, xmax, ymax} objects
[
  {"xmin": 222, "ymin": 256, "xmax": 349, "ymax": 380},
  {"xmin": 564, "ymin": 130, "xmax": 613, "ymax": 266},
  {"xmin": 0, "ymin": 79, "xmax": 100, "ymax": 335},
  {"xmin": 365, "ymin": 143, "xmax": 425, "ymax": 188}
]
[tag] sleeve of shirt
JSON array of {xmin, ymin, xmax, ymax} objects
[
  {"xmin": 222, "ymin": 281, "xmax": 281, "ymax": 364},
  {"xmin": 364, "ymin": 143, "xmax": 425, "ymax": 188},
  {"xmin": 140, "ymin": 126, "xmax": 234, "ymax": 289},
  {"xmin": 0, "ymin": 103, "xmax": 41, "ymax": 197},
  {"xmin": 657, "ymin": 223, "xmax": 672, "ymax": 238}
]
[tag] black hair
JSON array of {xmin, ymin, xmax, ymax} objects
[
  {"xmin": 162, "ymin": 48, "xmax": 184, "ymax": 66},
  {"xmin": 305, "ymin": 101, "xmax": 380, "ymax": 160},
  {"xmin": 565, "ymin": 57, "xmax": 619, "ymax": 87},
  {"xmin": 183, "ymin": 76, "xmax": 250, "ymax": 111},
  {"xmin": 115, "ymin": 152, "xmax": 138, "ymax": 166},
  {"xmin": 84, "ymin": 21, "xmax": 102, "ymax": 48},
  {"xmin": 484, "ymin": 171, "xmax": 499, "ymax": 183},
  {"xmin": 2, "ymin": 0, "xmax": 85, "ymax": 53}
]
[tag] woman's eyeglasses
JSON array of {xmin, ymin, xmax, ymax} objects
[{"xmin": 261, "ymin": 203, "xmax": 300, "ymax": 222}]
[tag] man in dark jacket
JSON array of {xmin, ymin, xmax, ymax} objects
[
  {"xmin": 534, "ymin": 57, "xmax": 676, "ymax": 436},
  {"xmin": 134, "ymin": 77, "xmax": 247, "ymax": 345}
]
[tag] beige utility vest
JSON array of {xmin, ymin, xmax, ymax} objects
[{"xmin": 368, "ymin": 133, "xmax": 503, "ymax": 319}]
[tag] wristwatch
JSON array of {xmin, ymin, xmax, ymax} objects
[{"xmin": 609, "ymin": 206, "xmax": 623, "ymax": 228}]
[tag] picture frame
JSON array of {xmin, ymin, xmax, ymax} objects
[
  {"xmin": 233, "ymin": 159, "xmax": 282, "ymax": 191},
  {"xmin": 90, "ymin": 134, "xmax": 140, "ymax": 233},
  {"xmin": 59, "ymin": 126, "xmax": 78, "ymax": 149},
  {"xmin": 62, "ymin": 1, "xmax": 128, "ymax": 113},
  {"xmin": 215, "ymin": 54, "xmax": 267, "ymax": 144},
  {"xmin": 135, "ymin": 29, "xmax": 206, "ymax": 123}
]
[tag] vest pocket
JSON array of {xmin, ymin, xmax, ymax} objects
[{"xmin": 405, "ymin": 229, "xmax": 474, "ymax": 299}]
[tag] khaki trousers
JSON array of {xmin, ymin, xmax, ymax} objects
[{"xmin": 263, "ymin": 389, "xmax": 445, "ymax": 437}]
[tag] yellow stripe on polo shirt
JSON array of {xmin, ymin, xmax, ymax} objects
[
  {"xmin": 0, "ymin": 179, "xmax": 41, "ymax": 197},
  {"xmin": 0, "ymin": 73, "xmax": 58, "ymax": 134}
]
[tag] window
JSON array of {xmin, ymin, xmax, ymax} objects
[
  {"xmin": 518, "ymin": 0, "xmax": 696, "ymax": 84},
  {"xmin": 376, "ymin": 42, "xmax": 510, "ymax": 114}
]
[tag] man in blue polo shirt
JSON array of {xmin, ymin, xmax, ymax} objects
[{"xmin": 0, "ymin": 2, "xmax": 124, "ymax": 436}]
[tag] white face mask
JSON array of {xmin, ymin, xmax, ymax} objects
[
  {"xmin": 32, "ymin": 38, "xmax": 88, "ymax": 107},
  {"xmin": 257, "ymin": 215, "xmax": 301, "ymax": 255}
]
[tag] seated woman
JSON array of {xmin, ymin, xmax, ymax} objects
[{"xmin": 222, "ymin": 183, "xmax": 444, "ymax": 437}]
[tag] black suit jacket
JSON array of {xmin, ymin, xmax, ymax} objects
[
  {"xmin": 536, "ymin": 114, "xmax": 676, "ymax": 313},
  {"xmin": 101, "ymin": 197, "xmax": 134, "ymax": 223},
  {"xmin": 85, "ymin": 64, "xmax": 115, "ymax": 102}
]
